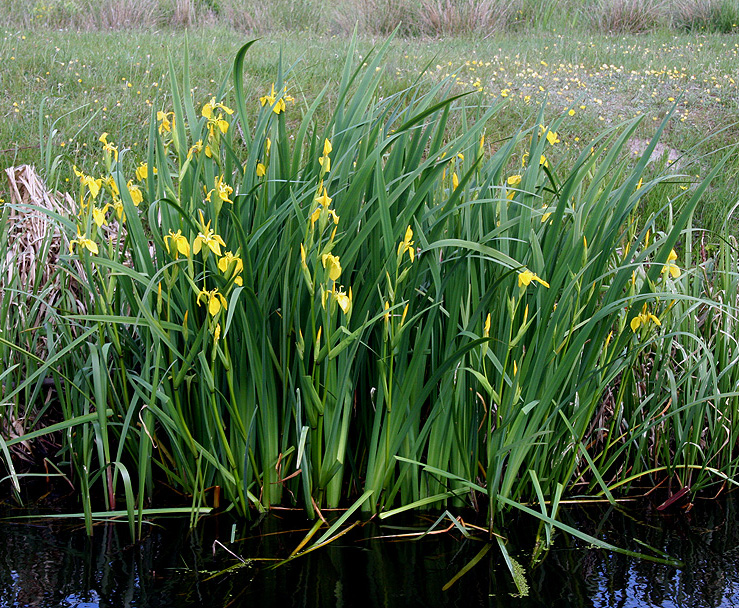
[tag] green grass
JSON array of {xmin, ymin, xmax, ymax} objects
[{"xmin": 1, "ymin": 27, "xmax": 738, "ymax": 232}]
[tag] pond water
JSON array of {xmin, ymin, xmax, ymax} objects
[{"xmin": 1, "ymin": 498, "xmax": 738, "ymax": 608}]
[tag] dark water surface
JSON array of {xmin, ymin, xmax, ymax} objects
[{"xmin": 1, "ymin": 498, "xmax": 738, "ymax": 608}]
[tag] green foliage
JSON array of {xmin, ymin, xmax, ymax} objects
[{"xmin": 3, "ymin": 35, "xmax": 739, "ymax": 547}]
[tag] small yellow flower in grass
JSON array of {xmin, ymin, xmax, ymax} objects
[
  {"xmin": 452, "ymin": 172, "xmax": 459, "ymax": 190},
  {"xmin": 218, "ymin": 251, "xmax": 244, "ymax": 286},
  {"xmin": 193, "ymin": 211, "xmax": 227, "ymax": 256},
  {"xmin": 383, "ymin": 301, "xmax": 390, "ymax": 323},
  {"xmin": 265, "ymin": 138, "xmax": 271, "ymax": 155},
  {"xmin": 323, "ymin": 138, "xmax": 332, "ymax": 156},
  {"xmin": 214, "ymin": 323, "xmax": 222, "ymax": 342},
  {"xmin": 321, "ymin": 253, "xmax": 342, "ymax": 281},
  {"xmin": 164, "ymin": 229, "xmax": 190, "ymax": 258},
  {"xmin": 507, "ymin": 175, "xmax": 522, "ymax": 187},
  {"xmin": 568, "ymin": 108, "xmax": 575, "ymax": 116},
  {"xmin": 546, "ymin": 130, "xmax": 560, "ymax": 145},
  {"xmin": 327, "ymin": 209, "xmax": 340, "ymax": 225},
  {"xmin": 630, "ymin": 303, "xmax": 661, "ymax": 333},
  {"xmin": 197, "ymin": 287, "xmax": 228, "ymax": 317},
  {"xmin": 662, "ymin": 249, "xmax": 681, "ymax": 278},
  {"xmin": 539, "ymin": 155, "xmax": 549, "ymax": 168},
  {"xmin": 397, "ymin": 225, "xmax": 415, "ymax": 263},
  {"xmin": 518, "ymin": 269, "xmax": 550, "ymax": 288},
  {"xmin": 256, "ymin": 162, "xmax": 266, "ymax": 177},
  {"xmin": 300, "ymin": 243, "xmax": 307, "ymax": 265},
  {"xmin": 483, "ymin": 313, "xmax": 491, "ymax": 338},
  {"xmin": 315, "ymin": 187, "xmax": 332, "ymax": 208},
  {"xmin": 69, "ymin": 229, "xmax": 98, "ymax": 255},
  {"xmin": 319, "ymin": 154, "xmax": 331, "ymax": 173}
]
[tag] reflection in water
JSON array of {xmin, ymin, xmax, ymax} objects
[{"xmin": 0, "ymin": 499, "xmax": 738, "ymax": 607}]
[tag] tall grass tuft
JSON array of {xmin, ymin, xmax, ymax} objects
[
  {"xmin": 670, "ymin": 0, "xmax": 739, "ymax": 32},
  {"xmin": 7, "ymin": 35, "xmax": 738, "ymax": 548},
  {"xmin": 587, "ymin": 0, "xmax": 666, "ymax": 33}
]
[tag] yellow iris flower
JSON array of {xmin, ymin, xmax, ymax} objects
[
  {"xmin": 69, "ymin": 229, "xmax": 98, "ymax": 255},
  {"xmin": 662, "ymin": 249, "xmax": 681, "ymax": 278},
  {"xmin": 192, "ymin": 211, "xmax": 227, "ymax": 256},
  {"xmin": 197, "ymin": 287, "xmax": 228, "ymax": 317},
  {"xmin": 164, "ymin": 229, "xmax": 191, "ymax": 258},
  {"xmin": 397, "ymin": 225, "xmax": 415, "ymax": 263},
  {"xmin": 315, "ymin": 187, "xmax": 332, "ymax": 208},
  {"xmin": 518, "ymin": 269, "xmax": 550, "ymax": 288},
  {"xmin": 630, "ymin": 303, "xmax": 661, "ymax": 333},
  {"xmin": 127, "ymin": 181, "xmax": 143, "ymax": 206},
  {"xmin": 218, "ymin": 251, "xmax": 244, "ymax": 286},
  {"xmin": 334, "ymin": 286, "xmax": 351, "ymax": 314},
  {"xmin": 321, "ymin": 253, "xmax": 342, "ymax": 281}
]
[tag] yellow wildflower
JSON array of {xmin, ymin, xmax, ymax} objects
[
  {"xmin": 483, "ymin": 313, "xmax": 491, "ymax": 338},
  {"xmin": 188, "ymin": 140, "xmax": 203, "ymax": 158},
  {"xmin": 321, "ymin": 253, "xmax": 342, "ymax": 281},
  {"xmin": 69, "ymin": 229, "xmax": 98, "ymax": 255},
  {"xmin": 256, "ymin": 162, "xmax": 266, "ymax": 177},
  {"xmin": 135, "ymin": 162, "xmax": 148, "ymax": 181},
  {"xmin": 397, "ymin": 225, "xmax": 415, "ymax": 263},
  {"xmin": 99, "ymin": 132, "xmax": 118, "ymax": 161},
  {"xmin": 452, "ymin": 172, "xmax": 459, "ymax": 190},
  {"xmin": 315, "ymin": 187, "xmax": 332, "ymax": 208},
  {"xmin": 518, "ymin": 269, "xmax": 550, "ymax": 288},
  {"xmin": 91, "ymin": 204, "xmax": 108, "ymax": 228},
  {"xmin": 164, "ymin": 229, "xmax": 190, "ymax": 258},
  {"xmin": 310, "ymin": 207, "xmax": 322, "ymax": 228},
  {"xmin": 156, "ymin": 111, "xmax": 174, "ymax": 134},
  {"xmin": 197, "ymin": 287, "xmax": 228, "ymax": 317},
  {"xmin": 73, "ymin": 166, "xmax": 102, "ymax": 199},
  {"xmin": 214, "ymin": 175, "xmax": 233, "ymax": 204},
  {"xmin": 334, "ymin": 286, "xmax": 351, "ymax": 314},
  {"xmin": 541, "ymin": 204, "xmax": 552, "ymax": 223},
  {"xmin": 323, "ymin": 138, "xmax": 333, "ymax": 156},
  {"xmin": 192, "ymin": 211, "xmax": 226, "ymax": 256},
  {"xmin": 662, "ymin": 249, "xmax": 681, "ymax": 278},
  {"xmin": 218, "ymin": 251, "xmax": 244, "ymax": 286},
  {"xmin": 630, "ymin": 303, "xmax": 661, "ymax": 333},
  {"xmin": 127, "ymin": 180, "xmax": 143, "ymax": 206}
]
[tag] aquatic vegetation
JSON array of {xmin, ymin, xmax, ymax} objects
[{"xmin": 1, "ymin": 33, "xmax": 738, "ymax": 576}]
